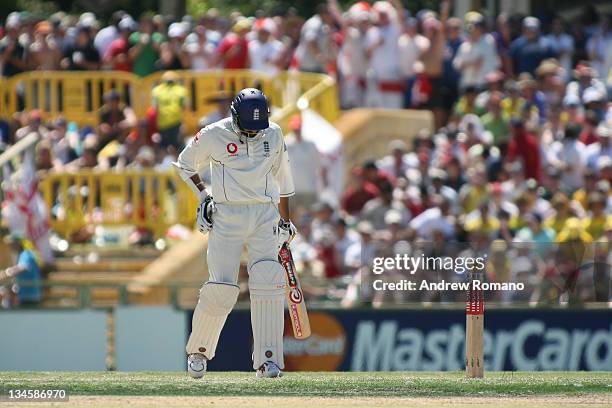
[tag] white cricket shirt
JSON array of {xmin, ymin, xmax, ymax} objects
[{"xmin": 173, "ymin": 117, "xmax": 295, "ymax": 204}]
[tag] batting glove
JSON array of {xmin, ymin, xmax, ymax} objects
[
  {"xmin": 278, "ymin": 219, "xmax": 297, "ymax": 248},
  {"xmin": 196, "ymin": 192, "xmax": 216, "ymax": 234}
]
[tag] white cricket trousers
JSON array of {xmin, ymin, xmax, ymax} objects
[{"xmin": 186, "ymin": 202, "xmax": 287, "ymax": 370}]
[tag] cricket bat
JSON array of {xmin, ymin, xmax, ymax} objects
[
  {"xmin": 278, "ymin": 242, "xmax": 311, "ymax": 339},
  {"xmin": 466, "ymin": 270, "xmax": 484, "ymax": 378}
]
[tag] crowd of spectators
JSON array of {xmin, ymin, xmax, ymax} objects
[
  {"xmin": 0, "ymin": 1, "xmax": 610, "ymax": 307},
  {"xmin": 0, "ymin": 2, "xmax": 609, "ymax": 111}
]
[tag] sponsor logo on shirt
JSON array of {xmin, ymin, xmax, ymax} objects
[
  {"xmin": 226, "ymin": 142, "xmax": 238, "ymax": 156},
  {"xmin": 263, "ymin": 141, "xmax": 270, "ymax": 157}
]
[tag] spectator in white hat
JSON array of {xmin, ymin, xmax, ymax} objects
[
  {"xmin": 548, "ymin": 125, "xmax": 587, "ymax": 193},
  {"xmin": 104, "ymin": 17, "xmax": 136, "ymax": 71},
  {"xmin": 338, "ymin": 4, "xmax": 371, "ymax": 108},
  {"xmin": 285, "ymin": 114, "xmax": 323, "ymax": 211},
  {"xmin": 364, "ymin": 0, "xmax": 404, "ymax": 108},
  {"xmin": 453, "ymin": 12, "xmax": 500, "ymax": 90},
  {"xmin": 0, "ymin": 13, "xmax": 27, "ymax": 77},
  {"xmin": 94, "ymin": 11, "xmax": 125, "ymax": 56},
  {"xmin": 249, "ymin": 18, "xmax": 284, "ymax": 75},
  {"xmin": 586, "ymin": 124, "xmax": 611, "ymax": 171}
]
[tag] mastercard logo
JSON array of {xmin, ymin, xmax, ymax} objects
[{"xmin": 283, "ymin": 312, "xmax": 346, "ymax": 371}]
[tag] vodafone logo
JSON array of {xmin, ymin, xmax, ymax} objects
[{"xmin": 226, "ymin": 143, "xmax": 238, "ymax": 155}]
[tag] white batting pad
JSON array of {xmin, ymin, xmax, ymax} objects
[
  {"xmin": 186, "ymin": 282, "xmax": 239, "ymax": 359},
  {"xmin": 249, "ymin": 260, "xmax": 286, "ymax": 369}
]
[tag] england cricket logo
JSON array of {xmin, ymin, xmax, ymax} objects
[
  {"xmin": 263, "ymin": 141, "xmax": 270, "ymax": 157},
  {"xmin": 253, "ymin": 108, "xmax": 260, "ymax": 120}
]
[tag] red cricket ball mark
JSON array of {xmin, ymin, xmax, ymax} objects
[{"xmin": 226, "ymin": 142, "xmax": 238, "ymax": 155}]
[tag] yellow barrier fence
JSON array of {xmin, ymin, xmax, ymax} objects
[
  {"xmin": 5, "ymin": 71, "xmax": 141, "ymax": 127},
  {"xmin": 3, "ymin": 70, "xmax": 339, "ymax": 238},
  {"xmin": 38, "ymin": 170, "xmax": 197, "ymax": 239},
  {"xmin": 2, "ymin": 70, "xmax": 339, "ymax": 134},
  {"xmin": 271, "ymin": 72, "xmax": 339, "ymax": 130},
  {"xmin": 0, "ymin": 76, "xmax": 9, "ymax": 121}
]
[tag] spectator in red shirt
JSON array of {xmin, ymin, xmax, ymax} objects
[
  {"xmin": 362, "ymin": 160, "xmax": 395, "ymax": 189},
  {"xmin": 104, "ymin": 17, "xmax": 135, "ymax": 71},
  {"xmin": 316, "ymin": 229, "xmax": 343, "ymax": 279},
  {"xmin": 507, "ymin": 118, "xmax": 541, "ymax": 181},
  {"xmin": 341, "ymin": 167, "xmax": 380, "ymax": 215},
  {"xmin": 215, "ymin": 19, "xmax": 250, "ymax": 69}
]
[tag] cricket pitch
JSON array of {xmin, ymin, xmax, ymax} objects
[{"xmin": 0, "ymin": 371, "xmax": 610, "ymax": 407}]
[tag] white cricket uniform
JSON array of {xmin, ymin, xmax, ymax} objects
[{"xmin": 173, "ymin": 117, "xmax": 295, "ymax": 370}]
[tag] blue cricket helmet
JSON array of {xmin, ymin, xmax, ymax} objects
[{"xmin": 230, "ymin": 88, "xmax": 270, "ymax": 133}]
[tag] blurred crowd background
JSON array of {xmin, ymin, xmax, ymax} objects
[{"xmin": 0, "ymin": 0, "xmax": 610, "ymax": 308}]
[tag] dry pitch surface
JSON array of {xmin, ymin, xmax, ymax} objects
[{"xmin": 0, "ymin": 371, "xmax": 610, "ymax": 407}]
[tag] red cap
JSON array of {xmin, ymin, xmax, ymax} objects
[
  {"xmin": 491, "ymin": 182, "xmax": 503, "ymax": 194},
  {"xmin": 289, "ymin": 114, "xmax": 302, "ymax": 130},
  {"xmin": 30, "ymin": 109, "xmax": 42, "ymax": 120}
]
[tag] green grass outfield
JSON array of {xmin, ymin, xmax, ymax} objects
[{"xmin": 0, "ymin": 371, "xmax": 610, "ymax": 397}]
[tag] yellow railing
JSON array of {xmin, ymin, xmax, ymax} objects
[
  {"xmin": 38, "ymin": 170, "xmax": 197, "ymax": 239},
  {"xmin": 0, "ymin": 76, "xmax": 9, "ymax": 121},
  {"xmin": 2, "ymin": 71, "xmax": 141, "ymax": 127},
  {"xmin": 271, "ymin": 72, "xmax": 339, "ymax": 129},
  {"xmin": 1, "ymin": 70, "xmax": 339, "ymax": 133}
]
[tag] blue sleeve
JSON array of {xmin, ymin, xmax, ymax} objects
[
  {"xmin": 547, "ymin": 43, "xmax": 558, "ymax": 59},
  {"xmin": 17, "ymin": 252, "xmax": 29, "ymax": 267},
  {"xmin": 508, "ymin": 39, "xmax": 520, "ymax": 67},
  {"xmin": 547, "ymin": 38, "xmax": 559, "ymax": 56},
  {"xmin": 17, "ymin": 252, "xmax": 39, "ymax": 275},
  {"xmin": 508, "ymin": 39, "xmax": 519, "ymax": 58}
]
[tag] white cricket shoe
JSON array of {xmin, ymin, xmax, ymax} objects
[
  {"xmin": 187, "ymin": 353, "xmax": 207, "ymax": 378},
  {"xmin": 256, "ymin": 361, "xmax": 283, "ymax": 378}
]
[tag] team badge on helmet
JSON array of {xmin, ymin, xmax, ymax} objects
[{"xmin": 230, "ymin": 88, "xmax": 270, "ymax": 136}]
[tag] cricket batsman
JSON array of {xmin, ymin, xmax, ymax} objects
[{"xmin": 173, "ymin": 88, "xmax": 296, "ymax": 378}]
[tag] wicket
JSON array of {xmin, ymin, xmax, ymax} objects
[{"xmin": 466, "ymin": 270, "xmax": 484, "ymax": 378}]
